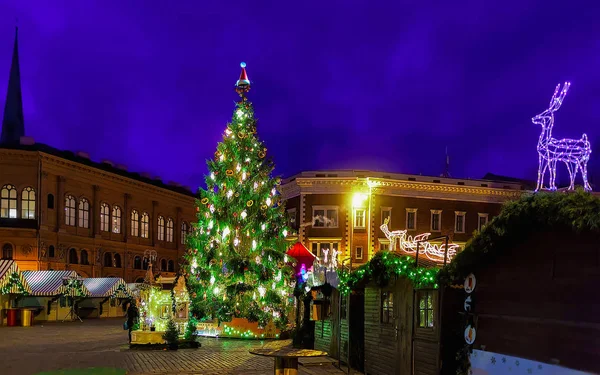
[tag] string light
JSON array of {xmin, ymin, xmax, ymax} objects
[
  {"xmin": 241, "ymin": 210, "xmax": 247, "ymax": 219},
  {"xmin": 533, "ymin": 82, "xmax": 592, "ymax": 192},
  {"xmin": 380, "ymin": 218, "xmax": 458, "ymax": 262},
  {"xmin": 258, "ymin": 286, "xmax": 266, "ymax": 297},
  {"xmin": 222, "ymin": 226, "xmax": 230, "ymax": 239}
]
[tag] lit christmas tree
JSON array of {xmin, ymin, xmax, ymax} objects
[{"xmin": 185, "ymin": 63, "xmax": 294, "ymax": 330}]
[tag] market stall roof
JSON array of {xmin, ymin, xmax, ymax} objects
[
  {"xmin": 286, "ymin": 242, "xmax": 316, "ymax": 259},
  {"xmin": 83, "ymin": 277, "xmax": 131, "ymax": 298},
  {"xmin": 22, "ymin": 270, "xmax": 90, "ymax": 296},
  {"xmin": 0, "ymin": 260, "xmax": 31, "ymax": 294}
]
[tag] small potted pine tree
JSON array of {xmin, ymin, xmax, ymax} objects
[{"xmin": 163, "ymin": 319, "xmax": 179, "ymax": 350}]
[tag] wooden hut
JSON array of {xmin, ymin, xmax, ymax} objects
[
  {"xmin": 438, "ymin": 191, "xmax": 600, "ymax": 375},
  {"xmin": 19, "ymin": 270, "xmax": 90, "ymax": 321},
  {"xmin": 79, "ymin": 278, "xmax": 131, "ymax": 318},
  {"xmin": 0, "ymin": 260, "xmax": 32, "ymax": 325}
]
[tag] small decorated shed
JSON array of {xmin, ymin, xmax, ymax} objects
[
  {"xmin": 19, "ymin": 270, "xmax": 90, "ymax": 321},
  {"xmin": 79, "ymin": 278, "xmax": 131, "ymax": 318},
  {"xmin": 438, "ymin": 191, "xmax": 600, "ymax": 375},
  {"xmin": 0, "ymin": 260, "xmax": 32, "ymax": 325}
]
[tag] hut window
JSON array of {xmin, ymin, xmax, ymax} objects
[
  {"xmin": 168, "ymin": 260, "xmax": 175, "ymax": 272},
  {"xmin": 112, "ymin": 206, "xmax": 122, "ymax": 234},
  {"xmin": 69, "ymin": 248, "xmax": 78, "ymax": 264},
  {"xmin": 406, "ymin": 208, "xmax": 417, "ymax": 230},
  {"xmin": 312, "ymin": 206, "xmax": 338, "ymax": 228},
  {"xmin": 0, "ymin": 184, "xmax": 17, "ymax": 218},
  {"xmin": 65, "ymin": 195, "xmax": 76, "ymax": 226},
  {"xmin": 417, "ymin": 291, "xmax": 435, "ymax": 328},
  {"xmin": 78, "ymin": 198, "xmax": 90, "ymax": 228},
  {"xmin": 141, "ymin": 212, "xmax": 149, "ymax": 238},
  {"xmin": 478, "ymin": 213, "xmax": 489, "ymax": 231},
  {"xmin": 158, "ymin": 216, "xmax": 165, "ymax": 241},
  {"xmin": 455, "ymin": 211, "xmax": 466, "ymax": 234},
  {"xmin": 104, "ymin": 252, "xmax": 113, "ymax": 267},
  {"xmin": 134, "ymin": 256, "xmax": 142, "ymax": 269},
  {"xmin": 142, "ymin": 257, "xmax": 149, "ymax": 270},
  {"xmin": 2, "ymin": 243, "xmax": 13, "ymax": 259},
  {"xmin": 355, "ymin": 246, "xmax": 363, "ymax": 260},
  {"xmin": 161, "ymin": 259, "xmax": 167, "ymax": 271},
  {"xmin": 114, "ymin": 253, "xmax": 122, "ymax": 268},
  {"xmin": 166, "ymin": 218, "xmax": 174, "ymax": 242},
  {"xmin": 100, "ymin": 203, "xmax": 110, "ymax": 232},
  {"xmin": 80, "ymin": 249, "xmax": 89, "ymax": 265},
  {"xmin": 21, "ymin": 187, "xmax": 36, "ymax": 219},
  {"xmin": 381, "ymin": 291, "xmax": 394, "ymax": 324},
  {"xmin": 381, "ymin": 207, "xmax": 392, "ymax": 227},
  {"xmin": 130, "ymin": 210, "xmax": 139, "ymax": 237},
  {"xmin": 354, "ymin": 208, "xmax": 366, "ymax": 228},
  {"xmin": 47, "ymin": 193, "xmax": 55, "ymax": 209},
  {"xmin": 430, "ymin": 210, "xmax": 442, "ymax": 232}
]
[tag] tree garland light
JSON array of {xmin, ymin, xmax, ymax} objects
[
  {"xmin": 0, "ymin": 272, "xmax": 29, "ymax": 295},
  {"xmin": 533, "ymin": 82, "xmax": 592, "ymax": 192}
]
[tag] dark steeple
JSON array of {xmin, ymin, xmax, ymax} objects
[{"xmin": 1, "ymin": 27, "xmax": 25, "ymax": 145}]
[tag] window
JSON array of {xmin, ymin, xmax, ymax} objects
[
  {"xmin": 381, "ymin": 291, "xmax": 394, "ymax": 324},
  {"xmin": 68, "ymin": 248, "xmax": 78, "ymax": 264},
  {"xmin": 355, "ymin": 246, "xmax": 363, "ymax": 260},
  {"xmin": 100, "ymin": 203, "xmax": 110, "ymax": 232},
  {"xmin": 312, "ymin": 206, "xmax": 338, "ymax": 228},
  {"xmin": 65, "ymin": 195, "xmax": 76, "ymax": 226},
  {"xmin": 130, "ymin": 210, "xmax": 139, "ymax": 237},
  {"xmin": 2, "ymin": 243, "xmax": 13, "ymax": 259},
  {"xmin": 47, "ymin": 193, "xmax": 55, "ymax": 209},
  {"xmin": 478, "ymin": 213, "xmax": 489, "ymax": 231},
  {"xmin": 21, "ymin": 187, "xmax": 36, "ymax": 219},
  {"xmin": 379, "ymin": 239, "xmax": 390, "ymax": 251},
  {"xmin": 134, "ymin": 256, "xmax": 142, "ymax": 270},
  {"xmin": 48, "ymin": 245, "xmax": 55, "ymax": 258},
  {"xmin": 381, "ymin": 208, "xmax": 392, "ymax": 227},
  {"xmin": 417, "ymin": 290, "xmax": 435, "ymax": 328},
  {"xmin": 158, "ymin": 216, "xmax": 165, "ymax": 241},
  {"xmin": 142, "ymin": 257, "xmax": 149, "ymax": 270},
  {"xmin": 104, "ymin": 252, "xmax": 113, "ymax": 267},
  {"xmin": 141, "ymin": 212, "xmax": 149, "ymax": 238},
  {"xmin": 166, "ymin": 218, "xmax": 174, "ymax": 242},
  {"xmin": 354, "ymin": 208, "xmax": 366, "ymax": 228},
  {"xmin": 454, "ymin": 211, "xmax": 466, "ymax": 233},
  {"xmin": 181, "ymin": 222, "xmax": 188, "ymax": 244},
  {"xmin": 310, "ymin": 242, "xmax": 339, "ymax": 259},
  {"xmin": 168, "ymin": 260, "xmax": 175, "ymax": 272},
  {"xmin": 287, "ymin": 208, "xmax": 297, "ymax": 228},
  {"xmin": 406, "ymin": 208, "xmax": 417, "ymax": 230},
  {"xmin": 112, "ymin": 206, "xmax": 122, "ymax": 234},
  {"xmin": 0, "ymin": 184, "xmax": 17, "ymax": 218},
  {"xmin": 80, "ymin": 249, "xmax": 89, "ymax": 265},
  {"xmin": 430, "ymin": 210, "xmax": 442, "ymax": 232},
  {"xmin": 78, "ymin": 198, "xmax": 90, "ymax": 228},
  {"xmin": 114, "ymin": 253, "xmax": 121, "ymax": 268},
  {"xmin": 161, "ymin": 259, "xmax": 167, "ymax": 271}
]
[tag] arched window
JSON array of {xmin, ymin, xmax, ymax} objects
[
  {"xmin": 21, "ymin": 187, "xmax": 36, "ymax": 219},
  {"xmin": 158, "ymin": 216, "xmax": 165, "ymax": 241},
  {"xmin": 112, "ymin": 206, "xmax": 121, "ymax": 234},
  {"xmin": 131, "ymin": 210, "xmax": 139, "ymax": 237},
  {"xmin": 78, "ymin": 198, "xmax": 90, "ymax": 228},
  {"xmin": 167, "ymin": 260, "xmax": 175, "ymax": 272},
  {"xmin": 48, "ymin": 245, "xmax": 55, "ymax": 258},
  {"xmin": 141, "ymin": 212, "xmax": 149, "ymax": 238},
  {"xmin": 181, "ymin": 221, "xmax": 188, "ymax": 245},
  {"xmin": 142, "ymin": 257, "xmax": 149, "ymax": 270},
  {"xmin": 114, "ymin": 253, "xmax": 122, "ymax": 268},
  {"xmin": 104, "ymin": 252, "xmax": 113, "ymax": 267},
  {"xmin": 65, "ymin": 195, "xmax": 76, "ymax": 226},
  {"xmin": 2, "ymin": 243, "xmax": 13, "ymax": 259},
  {"xmin": 1, "ymin": 184, "xmax": 17, "ymax": 218},
  {"xmin": 161, "ymin": 258, "xmax": 167, "ymax": 271},
  {"xmin": 47, "ymin": 193, "xmax": 55, "ymax": 209},
  {"xmin": 100, "ymin": 203, "xmax": 110, "ymax": 232},
  {"xmin": 69, "ymin": 248, "xmax": 78, "ymax": 264},
  {"xmin": 134, "ymin": 256, "xmax": 142, "ymax": 269},
  {"xmin": 80, "ymin": 249, "xmax": 89, "ymax": 265},
  {"xmin": 166, "ymin": 218, "xmax": 174, "ymax": 242}
]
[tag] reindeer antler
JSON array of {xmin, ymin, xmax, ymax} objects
[{"xmin": 549, "ymin": 82, "xmax": 570, "ymax": 112}]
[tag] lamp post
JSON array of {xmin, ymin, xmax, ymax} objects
[{"xmin": 62, "ymin": 275, "xmax": 84, "ymax": 322}]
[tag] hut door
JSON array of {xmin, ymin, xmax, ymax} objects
[{"xmin": 412, "ymin": 289, "xmax": 441, "ymax": 375}]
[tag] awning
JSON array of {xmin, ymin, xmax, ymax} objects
[
  {"xmin": 22, "ymin": 270, "xmax": 90, "ymax": 296},
  {"xmin": 83, "ymin": 277, "xmax": 131, "ymax": 298},
  {"xmin": 0, "ymin": 260, "xmax": 31, "ymax": 294}
]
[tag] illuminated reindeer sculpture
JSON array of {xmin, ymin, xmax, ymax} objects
[{"xmin": 533, "ymin": 82, "xmax": 592, "ymax": 191}]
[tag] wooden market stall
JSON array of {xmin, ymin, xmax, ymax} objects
[
  {"xmin": 437, "ymin": 191, "xmax": 600, "ymax": 375},
  {"xmin": 0, "ymin": 259, "xmax": 32, "ymax": 326},
  {"xmin": 79, "ymin": 277, "xmax": 131, "ymax": 318},
  {"xmin": 19, "ymin": 270, "xmax": 90, "ymax": 322}
]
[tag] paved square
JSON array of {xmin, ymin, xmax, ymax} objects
[{"xmin": 0, "ymin": 319, "xmax": 360, "ymax": 375}]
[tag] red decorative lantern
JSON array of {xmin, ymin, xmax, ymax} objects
[{"xmin": 286, "ymin": 242, "xmax": 317, "ymax": 275}]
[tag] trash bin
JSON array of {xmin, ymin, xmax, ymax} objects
[
  {"xmin": 21, "ymin": 309, "xmax": 32, "ymax": 327},
  {"xmin": 7, "ymin": 309, "xmax": 18, "ymax": 327}
]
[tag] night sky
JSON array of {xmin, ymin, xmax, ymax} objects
[{"xmin": 1, "ymin": 1, "xmax": 599, "ymax": 189}]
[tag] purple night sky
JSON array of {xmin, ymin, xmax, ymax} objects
[{"xmin": 1, "ymin": 1, "xmax": 599, "ymax": 189}]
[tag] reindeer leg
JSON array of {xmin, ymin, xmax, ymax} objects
[
  {"xmin": 566, "ymin": 162, "xmax": 575, "ymax": 190},
  {"xmin": 536, "ymin": 154, "xmax": 545, "ymax": 191},
  {"xmin": 549, "ymin": 159, "xmax": 557, "ymax": 191},
  {"xmin": 581, "ymin": 161, "xmax": 592, "ymax": 191}
]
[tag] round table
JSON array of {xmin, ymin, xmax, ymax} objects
[{"xmin": 250, "ymin": 347, "xmax": 328, "ymax": 375}]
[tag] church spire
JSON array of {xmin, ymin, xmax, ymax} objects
[{"xmin": 1, "ymin": 27, "xmax": 25, "ymax": 145}]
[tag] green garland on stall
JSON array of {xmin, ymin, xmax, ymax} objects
[
  {"xmin": 0, "ymin": 272, "xmax": 29, "ymax": 295},
  {"xmin": 339, "ymin": 251, "xmax": 440, "ymax": 296},
  {"xmin": 436, "ymin": 189, "xmax": 600, "ymax": 375}
]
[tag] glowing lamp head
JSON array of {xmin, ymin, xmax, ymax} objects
[{"xmin": 352, "ymin": 193, "xmax": 368, "ymax": 207}]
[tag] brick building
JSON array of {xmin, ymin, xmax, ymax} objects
[
  {"xmin": 0, "ymin": 28, "xmax": 196, "ymax": 282},
  {"xmin": 280, "ymin": 170, "xmax": 527, "ymax": 266}
]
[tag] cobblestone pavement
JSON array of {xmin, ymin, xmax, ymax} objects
[{"xmin": 0, "ymin": 319, "xmax": 361, "ymax": 375}]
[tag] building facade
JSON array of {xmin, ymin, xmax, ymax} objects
[
  {"xmin": 0, "ymin": 28, "xmax": 196, "ymax": 282},
  {"xmin": 280, "ymin": 170, "xmax": 526, "ymax": 267}
]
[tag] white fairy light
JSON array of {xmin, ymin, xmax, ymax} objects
[
  {"xmin": 242, "ymin": 171, "xmax": 247, "ymax": 180},
  {"xmin": 282, "ymin": 229, "xmax": 288, "ymax": 237},
  {"xmin": 213, "ymin": 287, "xmax": 220, "ymax": 295},
  {"xmin": 241, "ymin": 210, "xmax": 247, "ymax": 219},
  {"xmin": 284, "ymin": 255, "xmax": 288, "ymax": 263},
  {"xmin": 208, "ymin": 220, "xmax": 214, "ymax": 229},
  {"xmin": 210, "ymin": 275, "xmax": 216, "ymax": 285},
  {"xmin": 225, "ymin": 128, "xmax": 232, "ymax": 136},
  {"xmin": 266, "ymin": 197, "xmax": 272, "ymax": 206},
  {"xmin": 253, "ymin": 182, "xmax": 258, "ymax": 190},
  {"xmin": 245, "ymin": 157, "xmax": 250, "ymax": 163},
  {"xmin": 236, "ymin": 109, "xmax": 245, "ymax": 118},
  {"xmin": 255, "ymin": 255, "xmax": 261, "ymax": 264},
  {"xmin": 271, "ymin": 188, "xmax": 276, "ymax": 196},
  {"xmin": 210, "ymin": 172, "xmax": 215, "ymax": 180},
  {"xmin": 222, "ymin": 226, "xmax": 230, "ymax": 239},
  {"xmin": 533, "ymin": 82, "xmax": 592, "ymax": 192},
  {"xmin": 258, "ymin": 286, "xmax": 266, "ymax": 297},
  {"xmin": 271, "ymin": 282, "xmax": 276, "ymax": 289},
  {"xmin": 275, "ymin": 270, "xmax": 282, "ymax": 282},
  {"xmin": 209, "ymin": 205, "xmax": 215, "ymax": 213},
  {"xmin": 380, "ymin": 218, "xmax": 459, "ymax": 262},
  {"xmin": 219, "ymin": 154, "xmax": 224, "ymax": 162},
  {"xmin": 253, "ymin": 292, "xmax": 256, "ymax": 299},
  {"xmin": 261, "ymin": 223, "xmax": 266, "ymax": 231},
  {"xmin": 236, "ymin": 163, "xmax": 241, "ymax": 172},
  {"xmin": 280, "ymin": 290, "xmax": 287, "ymax": 297},
  {"xmin": 234, "ymin": 237, "xmax": 239, "ymax": 246},
  {"xmin": 252, "ymin": 239, "xmax": 257, "ymax": 250},
  {"xmin": 227, "ymin": 190, "xmax": 233, "ymax": 199}
]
